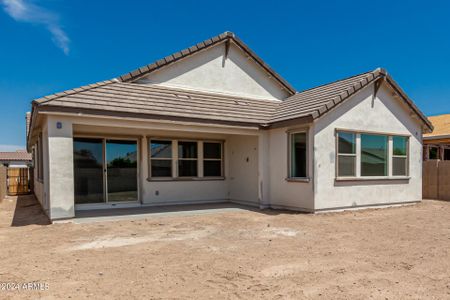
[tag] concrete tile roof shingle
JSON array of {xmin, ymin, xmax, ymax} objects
[
  {"xmin": 32, "ymin": 68, "xmax": 433, "ymax": 132},
  {"xmin": 0, "ymin": 151, "xmax": 32, "ymax": 161}
]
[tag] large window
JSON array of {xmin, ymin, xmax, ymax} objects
[
  {"xmin": 337, "ymin": 132, "xmax": 356, "ymax": 177},
  {"xmin": 148, "ymin": 139, "xmax": 223, "ymax": 179},
  {"xmin": 288, "ymin": 131, "xmax": 307, "ymax": 178},
  {"xmin": 336, "ymin": 130, "xmax": 409, "ymax": 178},
  {"xmin": 361, "ymin": 134, "xmax": 388, "ymax": 176}
]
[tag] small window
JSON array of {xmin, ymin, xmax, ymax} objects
[
  {"xmin": 429, "ymin": 147, "xmax": 439, "ymax": 160},
  {"xmin": 361, "ymin": 134, "xmax": 388, "ymax": 176},
  {"xmin": 150, "ymin": 140, "xmax": 172, "ymax": 177},
  {"xmin": 337, "ymin": 132, "xmax": 356, "ymax": 177},
  {"xmin": 289, "ymin": 132, "xmax": 307, "ymax": 178},
  {"xmin": 178, "ymin": 141, "xmax": 198, "ymax": 177},
  {"xmin": 392, "ymin": 136, "xmax": 408, "ymax": 176},
  {"xmin": 203, "ymin": 142, "xmax": 222, "ymax": 177}
]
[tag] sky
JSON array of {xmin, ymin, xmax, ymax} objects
[{"xmin": 0, "ymin": 0, "xmax": 449, "ymax": 151}]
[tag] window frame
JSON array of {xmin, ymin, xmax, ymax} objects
[
  {"xmin": 149, "ymin": 139, "xmax": 173, "ymax": 179},
  {"xmin": 202, "ymin": 141, "xmax": 224, "ymax": 178},
  {"xmin": 147, "ymin": 137, "xmax": 225, "ymax": 181},
  {"xmin": 392, "ymin": 136, "xmax": 409, "ymax": 177},
  {"xmin": 336, "ymin": 131, "xmax": 357, "ymax": 178},
  {"xmin": 287, "ymin": 128, "xmax": 309, "ymax": 181},
  {"xmin": 335, "ymin": 129, "xmax": 410, "ymax": 180}
]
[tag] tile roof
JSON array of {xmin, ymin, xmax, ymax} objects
[
  {"xmin": 424, "ymin": 114, "xmax": 450, "ymax": 138},
  {"xmin": 0, "ymin": 151, "xmax": 32, "ymax": 162},
  {"xmin": 31, "ymin": 68, "xmax": 433, "ymax": 132}
]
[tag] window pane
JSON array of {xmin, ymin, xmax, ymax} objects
[
  {"xmin": 338, "ymin": 155, "xmax": 356, "ymax": 177},
  {"xmin": 445, "ymin": 149, "xmax": 450, "ymax": 160},
  {"xmin": 393, "ymin": 157, "xmax": 407, "ymax": 176},
  {"xmin": 338, "ymin": 132, "xmax": 356, "ymax": 154},
  {"xmin": 429, "ymin": 147, "xmax": 438, "ymax": 160},
  {"xmin": 361, "ymin": 134, "xmax": 388, "ymax": 176},
  {"xmin": 204, "ymin": 161, "xmax": 222, "ymax": 177},
  {"xmin": 290, "ymin": 132, "xmax": 307, "ymax": 178},
  {"xmin": 178, "ymin": 142, "xmax": 197, "ymax": 158},
  {"xmin": 393, "ymin": 136, "xmax": 407, "ymax": 156},
  {"xmin": 151, "ymin": 140, "xmax": 172, "ymax": 158},
  {"xmin": 204, "ymin": 142, "xmax": 221, "ymax": 159},
  {"xmin": 151, "ymin": 160, "xmax": 172, "ymax": 177},
  {"xmin": 178, "ymin": 160, "xmax": 197, "ymax": 177}
]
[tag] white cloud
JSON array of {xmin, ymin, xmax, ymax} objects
[
  {"xmin": 0, "ymin": 144, "xmax": 26, "ymax": 152},
  {"xmin": 1, "ymin": 0, "xmax": 70, "ymax": 54}
]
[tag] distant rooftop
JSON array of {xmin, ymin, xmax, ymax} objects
[
  {"xmin": 0, "ymin": 150, "xmax": 32, "ymax": 162},
  {"xmin": 424, "ymin": 114, "xmax": 450, "ymax": 138}
]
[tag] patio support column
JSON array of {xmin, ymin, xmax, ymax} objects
[
  {"xmin": 47, "ymin": 115, "xmax": 74, "ymax": 220},
  {"xmin": 258, "ymin": 131, "xmax": 270, "ymax": 208}
]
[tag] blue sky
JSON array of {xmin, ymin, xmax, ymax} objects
[{"xmin": 0, "ymin": 0, "xmax": 449, "ymax": 150}]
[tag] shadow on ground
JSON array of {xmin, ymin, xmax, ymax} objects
[{"xmin": 11, "ymin": 194, "xmax": 51, "ymax": 227}]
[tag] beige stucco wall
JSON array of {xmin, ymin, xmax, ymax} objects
[
  {"xmin": 313, "ymin": 83, "xmax": 423, "ymax": 210},
  {"xmin": 267, "ymin": 126, "xmax": 315, "ymax": 211},
  {"xmin": 136, "ymin": 42, "xmax": 290, "ymax": 100},
  {"xmin": 46, "ymin": 115, "xmax": 75, "ymax": 219}
]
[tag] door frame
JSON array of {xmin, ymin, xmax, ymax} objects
[{"xmin": 74, "ymin": 135, "xmax": 141, "ymax": 210}]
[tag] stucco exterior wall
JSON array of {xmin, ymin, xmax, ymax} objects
[
  {"xmin": 47, "ymin": 116, "xmax": 75, "ymax": 219},
  {"xmin": 137, "ymin": 42, "xmax": 290, "ymax": 100},
  {"xmin": 267, "ymin": 126, "xmax": 315, "ymax": 211},
  {"xmin": 313, "ymin": 83, "xmax": 423, "ymax": 210}
]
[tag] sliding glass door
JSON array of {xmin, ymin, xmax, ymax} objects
[
  {"xmin": 74, "ymin": 138, "xmax": 138, "ymax": 205},
  {"xmin": 106, "ymin": 140, "xmax": 138, "ymax": 202}
]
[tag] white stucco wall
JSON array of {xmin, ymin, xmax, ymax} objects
[
  {"xmin": 136, "ymin": 42, "xmax": 290, "ymax": 100},
  {"xmin": 46, "ymin": 115, "xmax": 75, "ymax": 219},
  {"xmin": 313, "ymin": 83, "xmax": 423, "ymax": 210},
  {"xmin": 267, "ymin": 126, "xmax": 315, "ymax": 211}
]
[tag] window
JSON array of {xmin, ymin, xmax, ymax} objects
[
  {"xmin": 203, "ymin": 142, "xmax": 222, "ymax": 177},
  {"xmin": 429, "ymin": 147, "xmax": 439, "ymax": 160},
  {"xmin": 336, "ymin": 130, "xmax": 410, "ymax": 179},
  {"xmin": 289, "ymin": 131, "xmax": 307, "ymax": 178},
  {"xmin": 337, "ymin": 132, "xmax": 356, "ymax": 177},
  {"xmin": 178, "ymin": 141, "xmax": 198, "ymax": 177},
  {"xmin": 361, "ymin": 134, "xmax": 388, "ymax": 176},
  {"xmin": 392, "ymin": 136, "xmax": 408, "ymax": 176},
  {"xmin": 150, "ymin": 140, "xmax": 172, "ymax": 177}
]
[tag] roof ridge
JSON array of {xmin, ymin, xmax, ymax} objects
[{"xmin": 295, "ymin": 68, "xmax": 380, "ymax": 94}]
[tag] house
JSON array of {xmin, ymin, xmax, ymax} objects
[
  {"xmin": 0, "ymin": 150, "xmax": 32, "ymax": 168},
  {"xmin": 423, "ymin": 114, "xmax": 450, "ymax": 160},
  {"xmin": 26, "ymin": 32, "xmax": 433, "ymax": 220}
]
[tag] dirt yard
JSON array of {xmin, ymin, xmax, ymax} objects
[{"xmin": 0, "ymin": 195, "xmax": 449, "ymax": 299}]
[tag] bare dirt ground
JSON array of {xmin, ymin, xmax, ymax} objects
[{"xmin": 0, "ymin": 195, "xmax": 449, "ymax": 299}]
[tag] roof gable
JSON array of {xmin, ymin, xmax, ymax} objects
[{"xmin": 118, "ymin": 32, "xmax": 295, "ymax": 99}]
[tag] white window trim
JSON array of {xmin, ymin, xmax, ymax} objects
[
  {"xmin": 336, "ymin": 129, "xmax": 410, "ymax": 181},
  {"xmin": 148, "ymin": 138, "xmax": 224, "ymax": 181},
  {"xmin": 286, "ymin": 129, "xmax": 309, "ymax": 181},
  {"xmin": 148, "ymin": 139, "xmax": 173, "ymax": 180}
]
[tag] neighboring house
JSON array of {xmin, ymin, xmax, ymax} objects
[
  {"xmin": 0, "ymin": 150, "xmax": 32, "ymax": 168},
  {"xmin": 26, "ymin": 32, "xmax": 433, "ymax": 220},
  {"xmin": 423, "ymin": 114, "xmax": 450, "ymax": 160}
]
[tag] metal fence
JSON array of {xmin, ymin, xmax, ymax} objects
[{"xmin": 423, "ymin": 160, "xmax": 450, "ymax": 201}]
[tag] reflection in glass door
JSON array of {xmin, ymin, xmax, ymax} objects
[
  {"xmin": 74, "ymin": 138, "xmax": 138, "ymax": 205},
  {"xmin": 74, "ymin": 138, "xmax": 105, "ymax": 204},
  {"xmin": 106, "ymin": 140, "xmax": 138, "ymax": 202}
]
